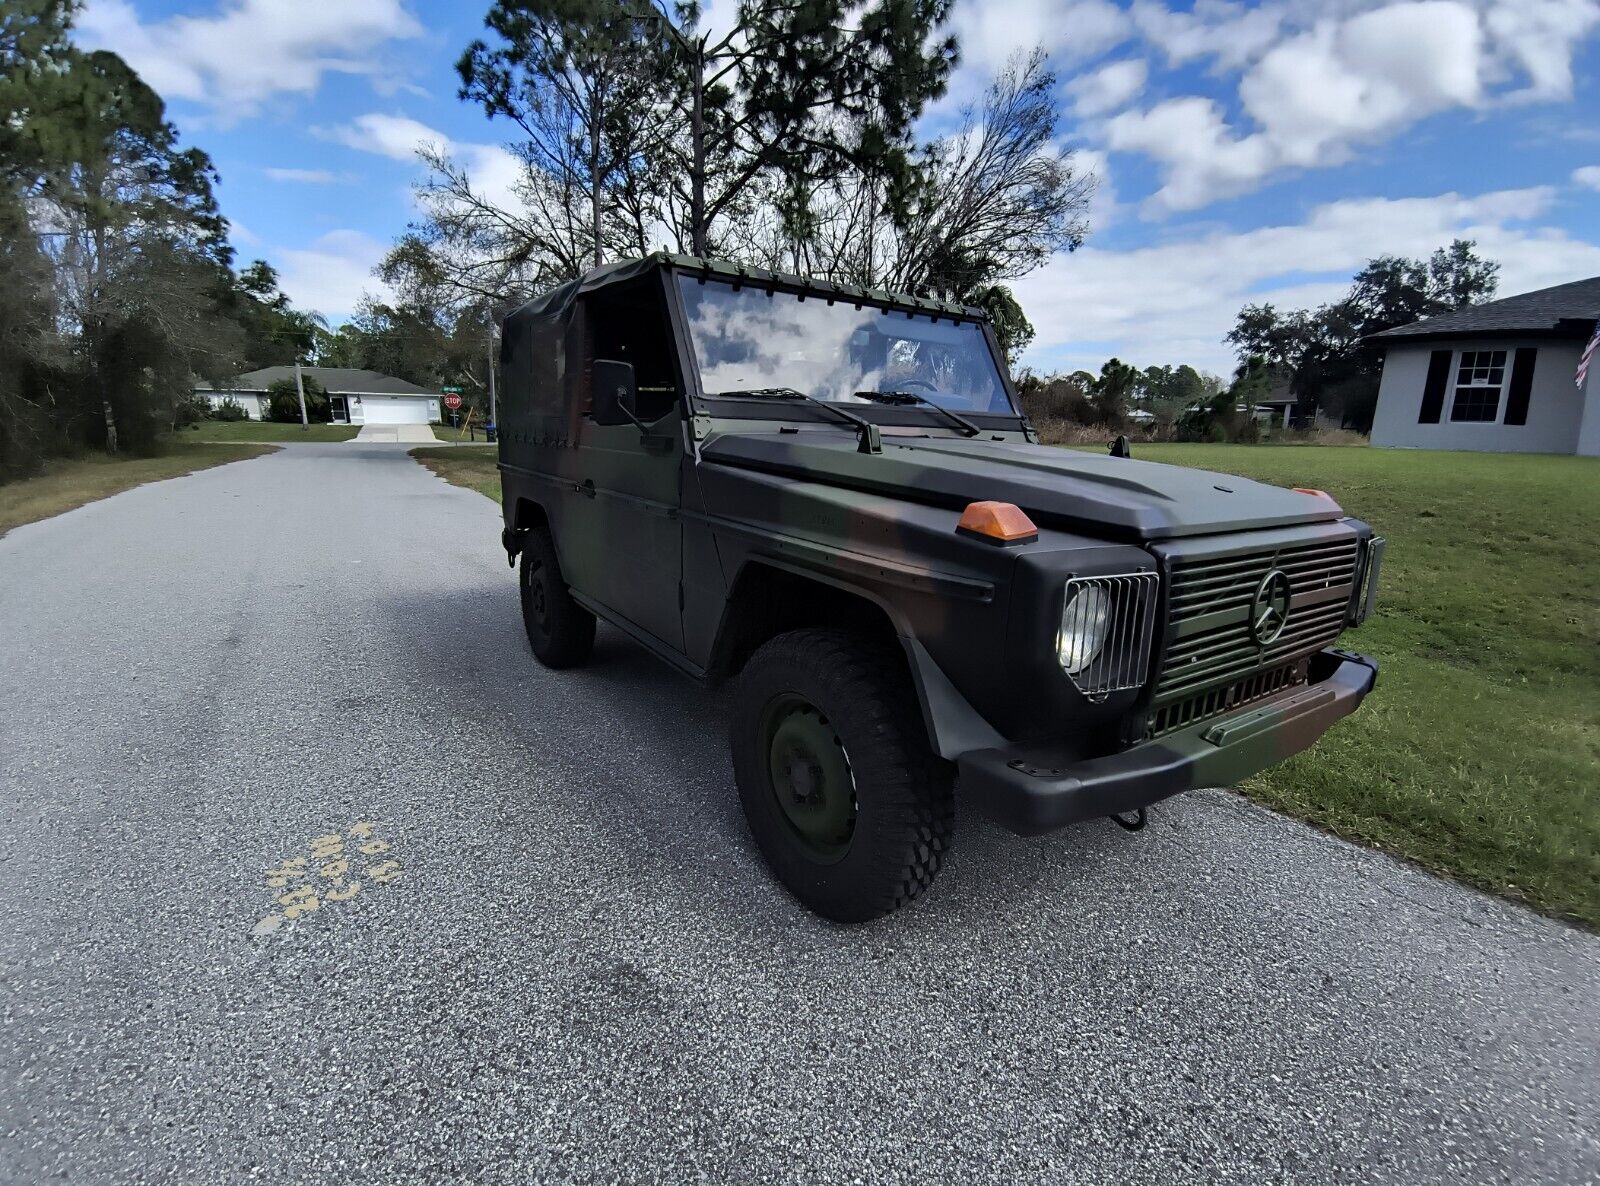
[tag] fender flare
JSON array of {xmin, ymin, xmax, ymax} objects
[{"xmin": 717, "ymin": 556, "xmax": 1007, "ymax": 761}]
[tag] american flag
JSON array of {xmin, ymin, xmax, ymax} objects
[{"xmin": 1579, "ymin": 318, "xmax": 1600, "ymax": 389}]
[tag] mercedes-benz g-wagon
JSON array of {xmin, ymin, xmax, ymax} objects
[{"xmin": 496, "ymin": 254, "xmax": 1382, "ymax": 922}]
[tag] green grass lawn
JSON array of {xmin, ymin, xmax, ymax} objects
[
  {"xmin": 1, "ymin": 442, "xmax": 277, "ymax": 538},
  {"xmin": 181, "ymin": 420, "xmax": 359, "ymax": 442},
  {"xmin": 411, "ymin": 440, "xmax": 1600, "ymax": 926},
  {"xmin": 411, "ymin": 445, "xmax": 499, "ymax": 500},
  {"xmin": 431, "ymin": 421, "xmax": 493, "ymax": 443}
]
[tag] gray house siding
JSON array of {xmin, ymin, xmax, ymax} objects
[
  {"xmin": 201, "ymin": 391, "xmax": 270, "ymax": 419},
  {"xmin": 1579, "ymin": 366, "xmax": 1600, "ymax": 457},
  {"xmin": 1371, "ymin": 339, "xmax": 1592, "ymax": 455}
]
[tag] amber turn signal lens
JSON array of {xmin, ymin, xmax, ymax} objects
[
  {"xmin": 957, "ymin": 500, "xmax": 1038, "ymax": 543},
  {"xmin": 1293, "ymin": 487, "xmax": 1343, "ymax": 512}
]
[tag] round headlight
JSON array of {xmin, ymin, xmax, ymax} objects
[{"xmin": 1058, "ymin": 585, "xmax": 1111, "ymax": 675}]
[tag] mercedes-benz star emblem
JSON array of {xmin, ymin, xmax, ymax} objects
[{"xmin": 1249, "ymin": 569, "xmax": 1293, "ymax": 646}]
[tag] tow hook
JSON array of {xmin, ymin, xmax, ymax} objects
[{"xmin": 1109, "ymin": 807, "xmax": 1147, "ymax": 832}]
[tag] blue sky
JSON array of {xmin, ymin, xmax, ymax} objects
[{"xmin": 76, "ymin": 0, "xmax": 1600, "ymax": 375}]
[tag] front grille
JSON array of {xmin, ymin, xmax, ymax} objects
[
  {"xmin": 1146, "ymin": 660, "xmax": 1305, "ymax": 739},
  {"xmin": 1153, "ymin": 532, "xmax": 1359, "ymax": 708}
]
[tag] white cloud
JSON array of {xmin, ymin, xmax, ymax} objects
[
  {"xmin": 263, "ymin": 167, "xmax": 344, "ymax": 184},
  {"xmin": 1104, "ymin": 96, "xmax": 1276, "ymax": 212},
  {"xmin": 1130, "ymin": 0, "xmax": 1286, "ymax": 70},
  {"xmin": 1243, "ymin": 4, "xmax": 1485, "ymax": 151},
  {"xmin": 1102, "ymin": 0, "xmax": 1600, "ymax": 213},
  {"xmin": 1574, "ymin": 165, "xmax": 1600, "ymax": 190},
  {"xmin": 77, "ymin": 0, "xmax": 422, "ymax": 118},
  {"xmin": 327, "ymin": 113, "xmax": 449, "ymax": 162},
  {"xmin": 327, "ymin": 113, "xmax": 523, "ymax": 210},
  {"xmin": 1068, "ymin": 59, "xmax": 1149, "ymax": 117},
  {"xmin": 463, "ymin": 147, "xmax": 526, "ymax": 214},
  {"xmin": 1485, "ymin": 0, "xmax": 1600, "ymax": 101},
  {"xmin": 1070, "ymin": 146, "xmax": 1119, "ymax": 232},
  {"xmin": 1012, "ymin": 184, "xmax": 1600, "ymax": 375},
  {"xmin": 955, "ymin": 0, "xmax": 1130, "ymax": 77},
  {"xmin": 273, "ymin": 229, "xmax": 391, "ymax": 319},
  {"xmin": 939, "ymin": 0, "xmax": 1132, "ymax": 106}
]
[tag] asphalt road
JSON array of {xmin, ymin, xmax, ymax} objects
[{"xmin": 2, "ymin": 442, "xmax": 1596, "ymax": 1186}]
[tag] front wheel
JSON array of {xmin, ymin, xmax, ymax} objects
[
  {"xmin": 731, "ymin": 628, "xmax": 954, "ymax": 922},
  {"xmin": 519, "ymin": 527, "xmax": 594, "ymax": 669}
]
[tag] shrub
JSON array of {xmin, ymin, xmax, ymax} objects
[
  {"xmin": 1262, "ymin": 426, "xmax": 1369, "ymax": 447},
  {"xmin": 213, "ymin": 399, "xmax": 249, "ymax": 422},
  {"xmin": 174, "ymin": 397, "xmax": 207, "ymax": 428},
  {"xmin": 1017, "ymin": 374, "xmax": 1094, "ymax": 426},
  {"xmin": 265, "ymin": 376, "xmax": 329, "ymax": 422}
]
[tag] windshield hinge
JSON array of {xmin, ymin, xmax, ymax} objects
[{"xmin": 857, "ymin": 422, "xmax": 882, "ymax": 454}]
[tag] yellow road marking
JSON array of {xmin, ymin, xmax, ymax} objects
[{"xmin": 254, "ymin": 821, "xmax": 404, "ymax": 934}]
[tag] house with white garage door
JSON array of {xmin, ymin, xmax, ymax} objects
[
  {"xmin": 1369, "ymin": 276, "xmax": 1600, "ymax": 455},
  {"xmin": 196, "ymin": 367, "xmax": 443, "ymax": 426}
]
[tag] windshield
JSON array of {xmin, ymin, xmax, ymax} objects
[{"xmin": 676, "ymin": 276, "xmax": 1015, "ymax": 415}]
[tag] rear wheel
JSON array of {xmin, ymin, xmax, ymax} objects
[
  {"xmin": 519, "ymin": 527, "xmax": 594, "ymax": 669},
  {"xmin": 731, "ymin": 628, "xmax": 953, "ymax": 922}
]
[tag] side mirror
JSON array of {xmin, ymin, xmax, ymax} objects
[{"xmin": 590, "ymin": 359, "xmax": 637, "ymax": 427}]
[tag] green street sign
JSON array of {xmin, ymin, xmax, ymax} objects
[{"xmin": 441, "ymin": 385, "xmax": 464, "ymax": 394}]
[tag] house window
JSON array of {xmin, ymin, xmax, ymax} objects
[{"xmin": 1450, "ymin": 350, "xmax": 1505, "ymax": 422}]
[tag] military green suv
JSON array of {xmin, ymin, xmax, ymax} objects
[{"xmin": 497, "ymin": 254, "xmax": 1383, "ymax": 922}]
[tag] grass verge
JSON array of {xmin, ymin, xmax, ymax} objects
[
  {"xmin": 431, "ymin": 422, "xmax": 493, "ymax": 443},
  {"xmin": 411, "ymin": 445, "xmax": 499, "ymax": 501},
  {"xmin": 181, "ymin": 420, "xmax": 359, "ymax": 442},
  {"xmin": 1, "ymin": 442, "xmax": 276, "ymax": 538},
  {"xmin": 411, "ymin": 439, "xmax": 1600, "ymax": 926}
]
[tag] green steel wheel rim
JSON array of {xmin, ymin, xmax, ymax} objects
[
  {"xmin": 761, "ymin": 693, "xmax": 858, "ymax": 863},
  {"xmin": 525, "ymin": 561, "xmax": 549, "ymax": 632}
]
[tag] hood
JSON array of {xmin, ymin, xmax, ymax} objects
[{"xmin": 699, "ymin": 430, "xmax": 1342, "ymax": 541}]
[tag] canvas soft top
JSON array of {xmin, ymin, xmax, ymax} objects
[{"xmin": 502, "ymin": 252, "xmax": 989, "ymax": 341}]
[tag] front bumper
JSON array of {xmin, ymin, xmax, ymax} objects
[{"xmin": 958, "ymin": 649, "xmax": 1379, "ymax": 836}]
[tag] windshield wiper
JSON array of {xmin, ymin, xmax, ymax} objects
[
  {"xmin": 709, "ymin": 387, "xmax": 882, "ymax": 454},
  {"xmin": 854, "ymin": 390, "xmax": 981, "ymax": 437}
]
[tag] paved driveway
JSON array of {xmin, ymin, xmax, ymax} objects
[
  {"xmin": 354, "ymin": 422, "xmax": 435, "ymax": 443},
  {"xmin": 1, "ymin": 444, "xmax": 1596, "ymax": 1185}
]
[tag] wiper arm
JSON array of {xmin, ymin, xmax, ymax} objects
[
  {"xmin": 854, "ymin": 390, "xmax": 981, "ymax": 437},
  {"xmin": 709, "ymin": 387, "xmax": 882, "ymax": 454}
]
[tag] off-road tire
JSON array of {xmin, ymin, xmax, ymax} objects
[
  {"xmin": 732, "ymin": 628, "xmax": 954, "ymax": 922},
  {"xmin": 519, "ymin": 527, "xmax": 594, "ymax": 669}
]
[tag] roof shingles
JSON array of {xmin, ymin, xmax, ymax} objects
[
  {"xmin": 199, "ymin": 367, "xmax": 436, "ymax": 396},
  {"xmin": 1370, "ymin": 276, "xmax": 1600, "ymax": 342}
]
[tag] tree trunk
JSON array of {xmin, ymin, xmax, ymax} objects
[
  {"xmin": 590, "ymin": 90, "xmax": 604, "ymax": 268},
  {"xmin": 690, "ymin": 39, "xmax": 707, "ymax": 257},
  {"xmin": 591, "ymin": 142, "xmax": 603, "ymax": 268},
  {"xmin": 864, "ymin": 171, "xmax": 876, "ymax": 288},
  {"xmin": 102, "ymin": 396, "xmax": 118, "ymax": 454}
]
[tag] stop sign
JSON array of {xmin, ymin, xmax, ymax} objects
[{"xmin": 443, "ymin": 393, "xmax": 463, "ymax": 411}]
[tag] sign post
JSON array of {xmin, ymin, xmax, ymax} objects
[
  {"xmin": 483, "ymin": 326, "xmax": 496, "ymax": 428},
  {"xmin": 442, "ymin": 388, "xmax": 464, "ymax": 436}
]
